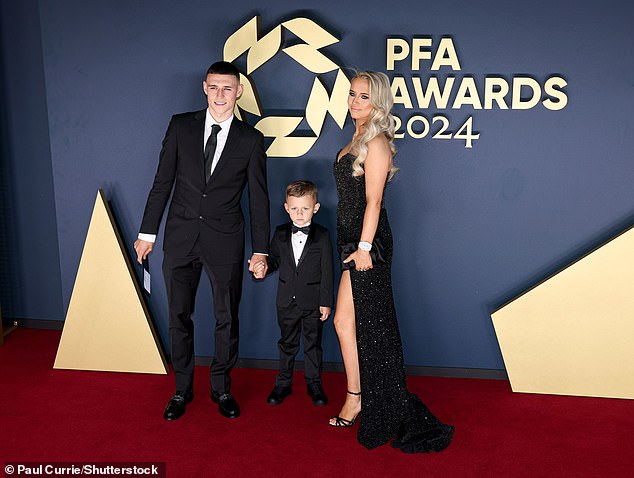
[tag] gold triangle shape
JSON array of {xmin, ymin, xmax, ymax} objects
[
  {"xmin": 54, "ymin": 190, "xmax": 167, "ymax": 374},
  {"xmin": 492, "ymin": 226, "xmax": 634, "ymax": 399}
]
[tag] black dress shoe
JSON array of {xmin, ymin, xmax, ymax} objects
[
  {"xmin": 210, "ymin": 391, "xmax": 241, "ymax": 418},
  {"xmin": 267, "ymin": 385, "xmax": 292, "ymax": 405},
  {"xmin": 163, "ymin": 390, "xmax": 194, "ymax": 420},
  {"xmin": 307, "ymin": 383, "xmax": 328, "ymax": 406}
]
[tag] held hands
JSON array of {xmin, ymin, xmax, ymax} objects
[
  {"xmin": 319, "ymin": 306, "xmax": 331, "ymax": 322},
  {"xmin": 251, "ymin": 261, "xmax": 266, "ymax": 279},
  {"xmin": 342, "ymin": 248, "xmax": 373, "ymax": 272},
  {"xmin": 134, "ymin": 239, "xmax": 154, "ymax": 264},
  {"xmin": 249, "ymin": 253, "xmax": 268, "ymax": 279}
]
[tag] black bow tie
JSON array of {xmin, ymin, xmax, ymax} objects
[{"xmin": 292, "ymin": 225, "xmax": 310, "ymax": 235}]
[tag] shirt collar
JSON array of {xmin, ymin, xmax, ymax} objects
[
  {"xmin": 292, "ymin": 222, "xmax": 311, "ymax": 230},
  {"xmin": 206, "ymin": 110, "xmax": 234, "ymax": 130}
]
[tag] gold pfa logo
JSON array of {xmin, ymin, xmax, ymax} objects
[{"xmin": 223, "ymin": 17, "xmax": 349, "ymax": 158}]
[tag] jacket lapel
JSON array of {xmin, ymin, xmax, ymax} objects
[
  {"xmin": 190, "ymin": 110, "xmax": 206, "ymax": 186},
  {"xmin": 284, "ymin": 224, "xmax": 296, "ymax": 270}
]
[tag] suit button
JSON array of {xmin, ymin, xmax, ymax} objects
[
  {"xmin": 202, "ymin": 194, "xmax": 207, "ymax": 198},
  {"xmin": 199, "ymin": 216, "xmax": 203, "ymax": 220}
]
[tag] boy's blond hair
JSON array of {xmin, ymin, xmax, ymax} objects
[{"xmin": 285, "ymin": 180, "xmax": 318, "ymax": 202}]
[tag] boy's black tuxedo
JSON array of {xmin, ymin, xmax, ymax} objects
[
  {"xmin": 266, "ymin": 221, "xmax": 333, "ymax": 386},
  {"xmin": 267, "ymin": 222, "xmax": 333, "ymax": 310}
]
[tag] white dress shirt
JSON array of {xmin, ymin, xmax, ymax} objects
[
  {"xmin": 204, "ymin": 111, "xmax": 233, "ymax": 178},
  {"xmin": 291, "ymin": 222, "xmax": 310, "ymax": 266}
]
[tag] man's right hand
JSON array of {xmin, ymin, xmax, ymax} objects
[{"xmin": 134, "ymin": 239, "xmax": 154, "ymax": 264}]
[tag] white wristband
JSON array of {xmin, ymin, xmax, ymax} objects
[{"xmin": 358, "ymin": 241, "xmax": 372, "ymax": 251}]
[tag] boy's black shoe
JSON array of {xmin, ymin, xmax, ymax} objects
[
  {"xmin": 307, "ymin": 383, "xmax": 328, "ymax": 406},
  {"xmin": 267, "ymin": 385, "xmax": 292, "ymax": 405}
]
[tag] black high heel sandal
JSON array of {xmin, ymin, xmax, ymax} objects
[{"xmin": 329, "ymin": 390, "xmax": 361, "ymax": 428}]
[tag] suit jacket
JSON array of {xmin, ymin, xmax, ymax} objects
[
  {"xmin": 140, "ymin": 110, "xmax": 269, "ymax": 263},
  {"xmin": 267, "ymin": 222, "xmax": 334, "ymax": 311}
]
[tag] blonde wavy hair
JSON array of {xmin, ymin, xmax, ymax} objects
[{"xmin": 349, "ymin": 71, "xmax": 399, "ymax": 181}]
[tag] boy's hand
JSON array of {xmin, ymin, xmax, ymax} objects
[
  {"xmin": 248, "ymin": 254, "xmax": 267, "ymax": 279},
  {"xmin": 252, "ymin": 261, "xmax": 266, "ymax": 279},
  {"xmin": 319, "ymin": 306, "xmax": 331, "ymax": 321}
]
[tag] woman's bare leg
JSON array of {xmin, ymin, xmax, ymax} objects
[{"xmin": 330, "ymin": 270, "xmax": 362, "ymax": 424}]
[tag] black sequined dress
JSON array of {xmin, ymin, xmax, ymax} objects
[{"xmin": 334, "ymin": 152, "xmax": 454, "ymax": 452}]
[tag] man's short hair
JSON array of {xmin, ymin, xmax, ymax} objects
[
  {"xmin": 286, "ymin": 180, "xmax": 318, "ymax": 202},
  {"xmin": 205, "ymin": 61, "xmax": 240, "ymax": 81}
]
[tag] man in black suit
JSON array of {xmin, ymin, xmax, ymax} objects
[
  {"xmin": 134, "ymin": 61, "xmax": 269, "ymax": 420},
  {"xmin": 252, "ymin": 180, "xmax": 333, "ymax": 406}
]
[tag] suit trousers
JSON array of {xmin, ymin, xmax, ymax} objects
[
  {"xmin": 275, "ymin": 300, "xmax": 324, "ymax": 386},
  {"xmin": 163, "ymin": 241, "xmax": 242, "ymax": 394}
]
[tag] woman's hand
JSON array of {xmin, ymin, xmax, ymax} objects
[{"xmin": 343, "ymin": 249, "xmax": 373, "ymax": 272}]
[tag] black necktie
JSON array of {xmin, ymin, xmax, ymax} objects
[
  {"xmin": 292, "ymin": 224, "xmax": 310, "ymax": 235},
  {"xmin": 204, "ymin": 124, "xmax": 222, "ymax": 183}
]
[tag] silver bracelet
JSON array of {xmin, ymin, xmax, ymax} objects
[{"xmin": 358, "ymin": 241, "xmax": 372, "ymax": 251}]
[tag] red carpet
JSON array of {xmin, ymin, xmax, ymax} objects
[{"xmin": 1, "ymin": 329, "xmax": 632, "ymax": 477}]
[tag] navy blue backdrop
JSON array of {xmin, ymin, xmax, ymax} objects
[{"xmin": 2, "ymin": 0, "xmax": 633, "ymax": 371}]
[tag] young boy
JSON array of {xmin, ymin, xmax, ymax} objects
[{"xmin": 253, "ymin": 180, "xmax": 333, "ymax": 406}]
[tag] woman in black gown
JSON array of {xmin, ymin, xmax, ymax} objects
[{"xmin": 330, "ymin": 71, "xmax": 454, "ymax": 453}]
